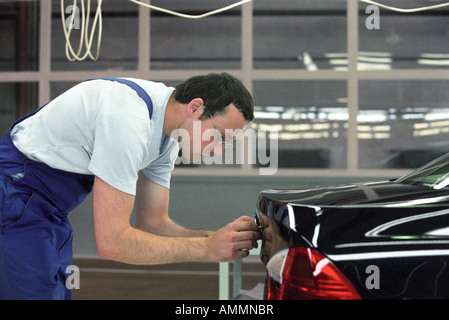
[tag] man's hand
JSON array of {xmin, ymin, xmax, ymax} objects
[{"xmin": 205, "ymin": 216, "xmax": 261, "ymax": 262}]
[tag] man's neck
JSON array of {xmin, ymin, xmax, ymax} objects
[{"xmin": 162, "ymin": 91, "xmax": 180, "ymax": 137}]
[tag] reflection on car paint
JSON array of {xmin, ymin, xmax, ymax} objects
[{"xmin": 257, "ymin": 152, "xmax": 449, "ymax": 299}]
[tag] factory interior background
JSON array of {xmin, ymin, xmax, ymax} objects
[{"xmin": 1, "ymin": 0, "xmax": 449, "ymax": 299}]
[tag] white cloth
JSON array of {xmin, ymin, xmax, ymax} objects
[{"xmin": 11, "ymin": 78, "xmax": 179, "ymax": 195}]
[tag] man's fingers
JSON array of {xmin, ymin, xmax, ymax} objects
[
  {"xmin": 259, "ymin": 214, "xmax": 270, "ymax": 229},
  {"xmin": 230, "ymin": 219, "xmax": 260, "ymax": 233},
  {"xmin": 231, "ymin": 231, "xmax": 260, "ymax": 255},
  {"xmin": 230, "ymin": 230, "xmax": 260, "ymax": 243},
  {"xmin": 234, "ymin": 249, "xmax": 251, "ymax": 259},
  {"xmin": 235, "ymin": 215, "xmax": 255, "ymax": 222},
  {"xmin": 235, "ymin": 216, "xmax": 259, "ymax": 228},
  {"xmin": 207, "ymin": 216, "xmax": 262, "ymax": 262}
]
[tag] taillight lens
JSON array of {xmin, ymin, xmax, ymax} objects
[{"xmin": 266, "ymin": 247, "xmax": 361, "ymax": 300}]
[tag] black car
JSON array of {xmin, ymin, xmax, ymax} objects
[{"xmin": 256, "ymin": 152, "xmax": 449, "ymax": 299}]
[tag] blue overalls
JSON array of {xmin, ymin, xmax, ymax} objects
[{"xmin": 0, "ymin": 78, "xmax": 153, "ymax": 299}]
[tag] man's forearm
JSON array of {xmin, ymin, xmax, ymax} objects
[
  {"xmin": 94, "ymin": 176, "xmax": 251, "ymax": 265},
  {"xmin": 97, "ymin": 224, "xmax": 210, "ymax": 265},
  {"xmin": 136, "ymin": 216, "xmax": 214, "ymax": 238},
  {"xmin": 97, "ymin": 216, "xmax": 260, "ymax": 265}
]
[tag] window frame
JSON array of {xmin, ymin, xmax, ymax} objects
[{"xmin": 2, "ymin": 0, "xmax": 449, "ymax": 178}]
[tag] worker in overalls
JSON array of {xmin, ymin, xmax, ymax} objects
[{"xmin": 0, "ymin": 73, "xmax": 260, "ymax": 299}]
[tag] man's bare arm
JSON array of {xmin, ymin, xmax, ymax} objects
[
  {"xmin": 134, "ymin": 172, "xmax": 212, "ymax": 237},
  {"xmin": 92, "ymin": 176, "xmax": 259, "ymax": 265}
]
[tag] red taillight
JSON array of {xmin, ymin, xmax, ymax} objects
[{"xmin": 267, "ymin": 247, "xmax": 361, "ymax": 300}]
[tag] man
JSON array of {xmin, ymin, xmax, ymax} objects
[{"xmin": 0, "ymin": 73, "xmax": 260, "ymax": 300}]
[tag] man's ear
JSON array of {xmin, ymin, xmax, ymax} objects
[{"xmin": 186, "ymin": 98, "xmax": 205, "ymax": 119}]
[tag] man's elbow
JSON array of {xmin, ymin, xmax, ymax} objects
[
  {"xmin": 94, "ymin": 230, "xmax": 127, "ymax": 262},
  {"xmin": 96, "ymin": 237, "xmax": 119, "ymax": 261},
  {"xmin": 135, "ymin": 215, "xmax": 164, "ymax": 235},
  {"xmin": 95, "ymin": 243, "xmax": 111, "ymax": 261},
  {"xmin": 134, "ymin": 218, "xmax": 149, "ymax": 232}
]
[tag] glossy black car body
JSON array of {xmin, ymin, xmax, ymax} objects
[{"xmin": 256, "ymin": 153, "xmax": 449, "ymax": 299}]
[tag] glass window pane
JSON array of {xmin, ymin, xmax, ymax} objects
[
  {"xmin": 359, "ymin": 1, "xmax": 449, "ymax": 70},
  {"xmin": 0, "ymin": 1, "xmax": 39, "ymax": 71},
  {"xmin": 252, "ymin": 80, "xmax": 347, "ymax": 169},
  {"xmin": 150, "ymin": 0, "xmax": 241, "ymax": 70},
  {"xmin": 253, "ymin": 0, "xmax": 347, "ymax": 69},
  {"xmin": 359, "ymin": 80, "xmax": 449, "ymax": 169},
  {"xmin": 51, "ymin": 1, "xmax": 138, "ymax": 70},
  {"xmin": 0, "ymin": 83, "xmax": 38, "ymax": 137},
  {"xmin": 50, "ymin": 82, "xmax": 80, "ymax": 99}
]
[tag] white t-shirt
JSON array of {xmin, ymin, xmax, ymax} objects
[{"xmin": 10, "ymin": 78, "xmax": 179, "ymax": 195}]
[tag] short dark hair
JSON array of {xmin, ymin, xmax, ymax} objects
[{"xmin": 175, "ymin": 73, "xmax": 254, "ymax": 122}]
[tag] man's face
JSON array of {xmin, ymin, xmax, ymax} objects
[{"xmin": 179, "ymin": 103, "xmax": 248, "ymax": 164}]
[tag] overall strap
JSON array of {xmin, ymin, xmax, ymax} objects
[{"xmin": 95, "ymin": 78, "xmax": 153, "ymax": 119}]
